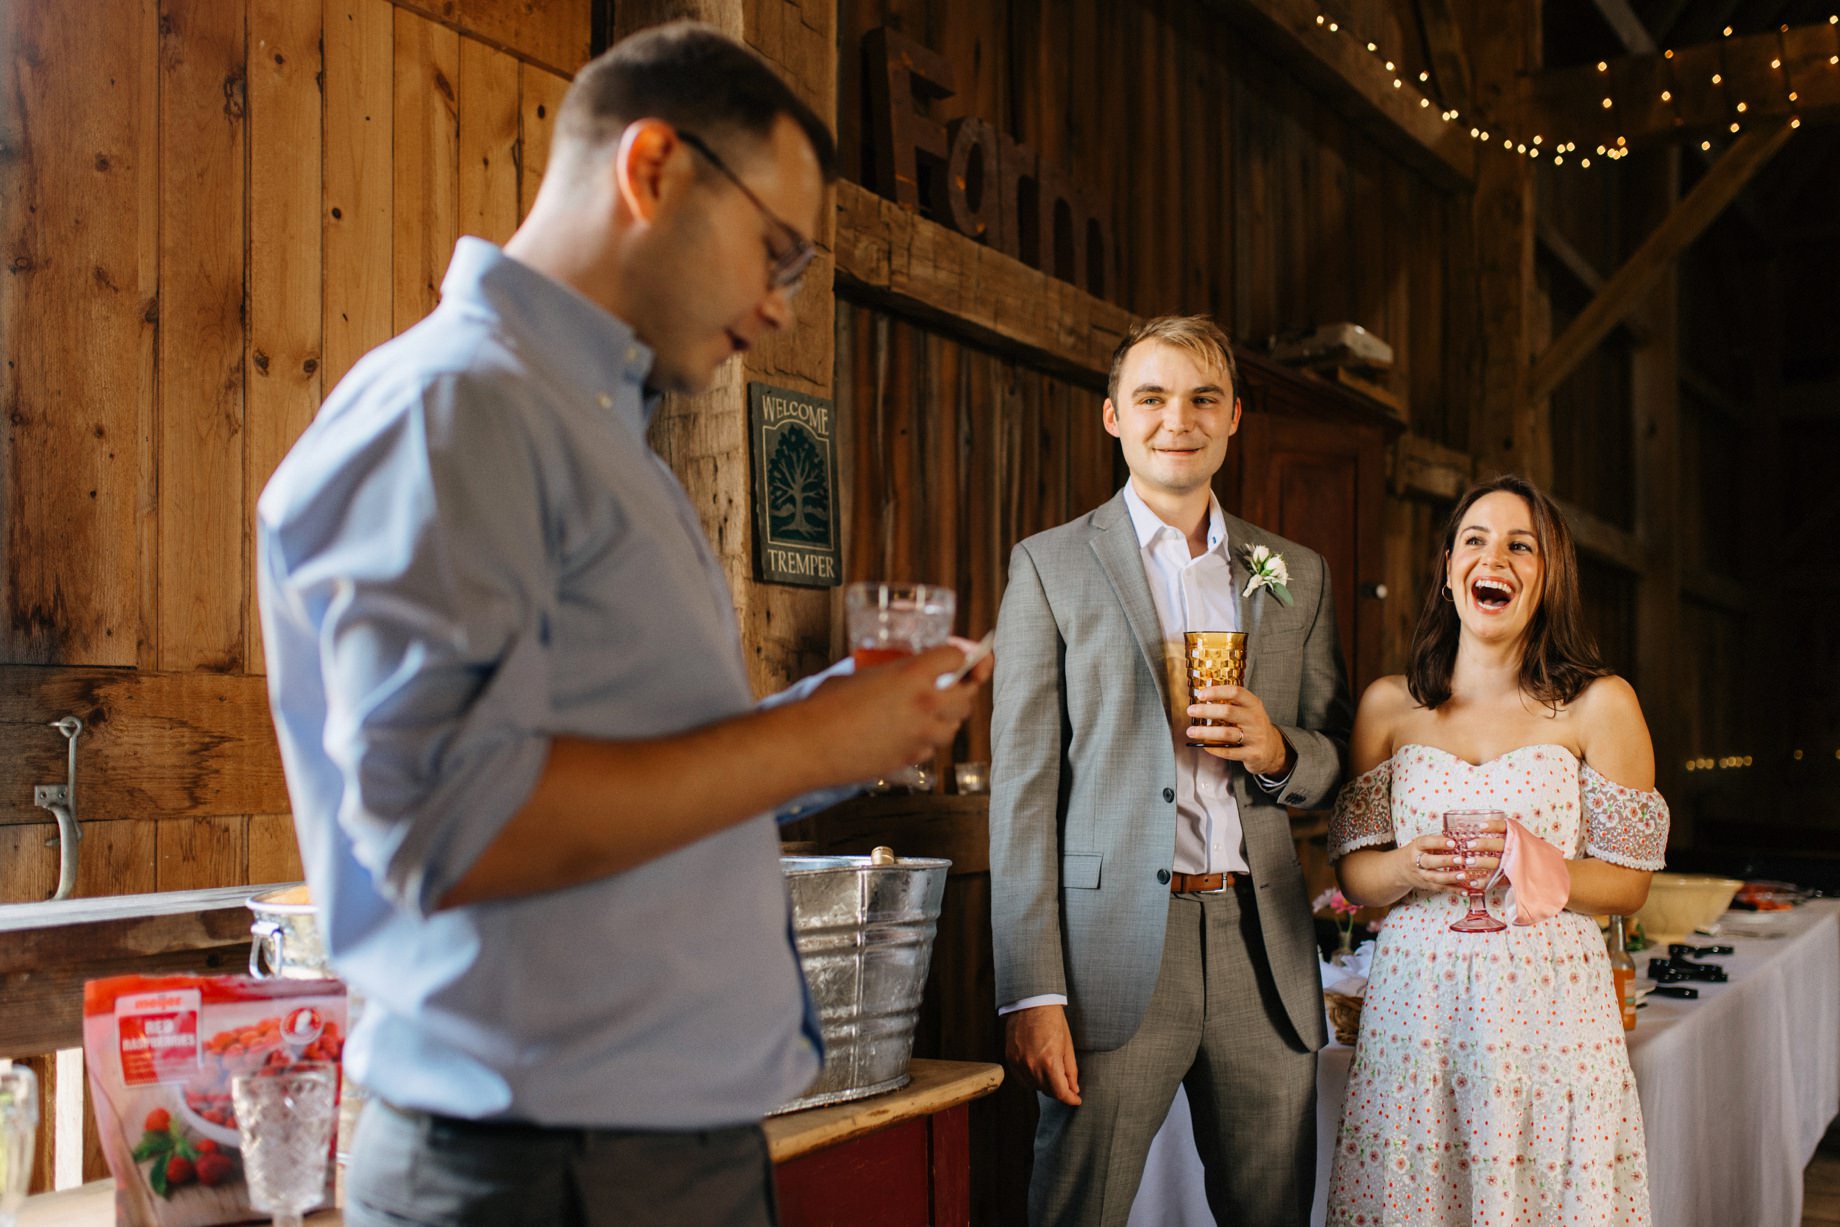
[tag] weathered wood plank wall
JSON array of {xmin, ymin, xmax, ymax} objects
[
  {"xmin": 0, "ymin": 0, "xmax": 579, "ymax": 909},
  {"xmin": 836, "ymin": 0, "xmax": 1472, "ymax": 451}
]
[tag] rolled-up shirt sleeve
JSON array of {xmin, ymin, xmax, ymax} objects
[
  {"xmin": 760, "ymin": 656, "xmax": 863, "ymax": 823},
  {"xmin": 270, "ymin": 374, "xmax": 553, "ymax": 916}
]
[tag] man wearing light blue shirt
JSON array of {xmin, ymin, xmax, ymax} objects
[
  {"xmin": 257, "ymin": 23, "xmax": 985, "ymax": 1227},
  {"xmin": 989, "ymin": 316, "xmax": 1350, "ymax": 1225}
]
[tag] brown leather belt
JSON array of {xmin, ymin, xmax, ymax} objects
[{"xmin": 1169, "ymin": 871, "xmax": 1246, "ymax": 894}]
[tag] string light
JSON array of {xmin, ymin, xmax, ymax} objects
[{"xmin": 1304, "ymin": 15, "xmax": 1840, "ymax": 171}]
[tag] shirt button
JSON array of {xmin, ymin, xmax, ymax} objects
[
  {"xmin": 1162, "ymin": 787, "xmax": 1175, "ymax": 803},
  {"xmin": 625, "ymin": 345, "xmax": 641, "ymax": 366},
  {"xmin": 596, "ymin": 393, "xmax": 613, "ymax": 410},
  {"xmin": 1156, "ymin": 869, "xmax": 1171, "ymax": 885}
]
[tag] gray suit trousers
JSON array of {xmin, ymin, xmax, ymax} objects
[{"xmin": 1031, "ymin": 889, "xmax": 1316, "ymax": 1227}]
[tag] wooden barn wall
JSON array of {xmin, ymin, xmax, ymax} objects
[
  {"xmin": 836, "ymin": 0, "xmax": 1473, "ymax": 455},
  {"xmin": 835, "ymin": 301, "xmax": 1120, "ymax": 766},
  {"xmin": 0, "ymin": 0, "xmax": 580, "ymax": 904}
]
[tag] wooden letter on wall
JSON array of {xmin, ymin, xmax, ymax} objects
[
  {"xmin": 863, "ymin": 27, "xmax": 1112, "ymax": 298},
  {"xmin": 863, "ymin": 26, "xmax": 955, "ymax": 212}
]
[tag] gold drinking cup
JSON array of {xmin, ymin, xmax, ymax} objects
[{"xmin": 1184, "ymin": 630, "xmax": 1247, "ymax": 748}]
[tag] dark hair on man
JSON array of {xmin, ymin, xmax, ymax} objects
[
  {"xmin": 1106, "ymin": 315, "xmax": 1242, "ymax": 405},
  {"xmin": 558, "ymin": 21, "xmax": 837, "ymax": 182},
  {"xmin": 1406, "ymin": 473, "xmax": 1610, "ymax": 711}
]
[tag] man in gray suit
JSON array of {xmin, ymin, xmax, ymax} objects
[{"xmin": 990, "ymin": 315, "xmax": 1352, "ymax": 1226}]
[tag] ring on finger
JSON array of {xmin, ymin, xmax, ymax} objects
[{"xmin": 1414, "ymin": 851, "xmax": 1424, "ymax": 870}]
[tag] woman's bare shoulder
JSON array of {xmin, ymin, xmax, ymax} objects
[
  {"xmin": 1351, "ymin": 675, "xmax": 1416, "ymax": 775},
  {"xmin": 1572, "ymin": 674, "xmax": 1655, "ymax": 788}
]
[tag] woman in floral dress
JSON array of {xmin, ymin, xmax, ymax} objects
[{"xmin": 1325, "ymin": 475, "xmax": 1668, "ymax": 1226}]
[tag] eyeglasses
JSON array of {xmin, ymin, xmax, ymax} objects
[{"xmin": 676, "ymin": 129, "xmax": 818, "ymax": 291}]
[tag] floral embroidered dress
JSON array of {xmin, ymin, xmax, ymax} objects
[{"xmin": 1325, "ymin": 743, "xmax": 1669, "ymax": 1226}]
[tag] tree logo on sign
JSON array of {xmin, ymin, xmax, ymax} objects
[{"xmin": 767, "ymin": 426, "xmax": 831, "ymax": 545}]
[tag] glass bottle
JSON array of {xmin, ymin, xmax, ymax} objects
[{"xmin": 1609, "ymin": 915, "xmax": 1638, "ymax": 1032}]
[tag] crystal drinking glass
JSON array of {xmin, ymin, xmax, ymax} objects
[
  {"xmin": 0, "ymin": 1066, "xmax": 37, "ymax": 1227},
  {"xmin": 845, "ymin": 582, "xmax": 956, "ymax": 789},
  {"xmin": 231, "ymin": 1064, "xmax": 337, "ymax": 1227},
  {"xmin": 845, "ymin": 582, "xmax": 956, "ymax": 667},
  {"xmin": 1443, "ymin": 809, "xmax": 1507, "ymax": 933}
]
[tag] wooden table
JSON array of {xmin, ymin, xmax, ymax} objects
[
  {"xmin": 20, "ymin": 1059, "xmax": 1003, "ymax": 1227},
  {"xmin": 768, "ymin": 1059, "xmax": 1003, "ymax": 1226}
]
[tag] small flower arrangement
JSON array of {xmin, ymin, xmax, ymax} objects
[
  {"xmin": 1241, "ymin": 544, "xmax": 1294, "ymax": 606},
  {"xmin": 1314, "ymin": 887, "xmax": 1361, "ymax": 953}
]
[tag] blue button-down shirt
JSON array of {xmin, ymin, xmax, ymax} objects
[{"xmin": 257, "ymin": 238, "xmax": 820, "ymax": 1128}]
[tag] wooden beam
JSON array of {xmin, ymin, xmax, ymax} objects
[
  {"xmin": 0, "ymin": 885, "xmax": 271, "ymax": 1058},
  {"xmin": 1535, "ymin": 217, "xmax": 1606, "ymax": 291},
  {"xmin": 1389, "ymin": 431, "xmax": 1475, "ymax": 500},
  {"xmin": 1412, "ymin": 0, "xmax": 1472, "ymax": 113},
  {"xmin": 1199, "ymin": 0, "xmax": 1474, "ymax": 189},
  {"xmin": 1524, "ymin": 21, "xmax": 1840, "ymax": 150},
  {"xmin": 1589, "ymin": 0, "xmax": 1657, "ymax": 55},
  {"xmin": 1470, "ymin": 0, "xmax": 1543, "ymax": 483},
  {"xmin": 1534, "ymin": 219, "xmax": 1655, "ymax": 346},
  {"xmin": 1553, "ymin": 497, "xmax": 1646, "ymax": 574},
  {"xmin": 1523, "ymin": 123, "xmax": 1793, "ymax": 406},
  {"xmin": 833, "ymin": 180, "xmax": 1133, "ymax": 382},
  {"xmin": 1677, "ymin": 362, "xmax": 1746, "ymax": 424}
]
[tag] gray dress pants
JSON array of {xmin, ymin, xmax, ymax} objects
[
  {"xmin": 1031, "ymin": 887, "xmax": 1317, "ymax": 1227},
  {"xmin": 343, "ymin": 1099, "xmax": 778, "ymax": 1227}
]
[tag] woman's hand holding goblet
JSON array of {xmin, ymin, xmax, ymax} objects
[{"xmin": 1442, "ymin": 810, "xmax": 1508, "ymax": 933}]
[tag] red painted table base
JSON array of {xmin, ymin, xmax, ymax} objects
[{"xmin": 773, "ymin": 1102, "xmax": 971, "ymax": 1227}]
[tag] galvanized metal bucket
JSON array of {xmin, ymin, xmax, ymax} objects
[
  {"xmin": 246, "ymin": 885, "xmax": 328, "ymax": 979},
  {"xmin": 775, "ymin": 851, "xmax": 950, "ymax": 1115}
]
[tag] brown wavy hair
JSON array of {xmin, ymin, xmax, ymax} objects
[{"xmin": 1406, "ymin": 474, "xmax": 1609, "ymax": 711}]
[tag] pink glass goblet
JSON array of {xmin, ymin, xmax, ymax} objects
[{"xmin": 1444, "ymin": 809, "xmax": 1507, "ymax": 933}]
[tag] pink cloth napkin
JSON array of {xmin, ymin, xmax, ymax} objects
[{"xmin": 1495, "ymin": 818, "xmax": 1571, "ymax": 925}]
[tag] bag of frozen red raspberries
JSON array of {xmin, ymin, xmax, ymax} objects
[{"xmin": 83, "ymin": 974, "xmax": 346, "ymax": 1226}]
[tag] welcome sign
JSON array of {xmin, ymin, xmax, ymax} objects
[{"xmin": 749, "ymin": 382, "xmax": 841, "ymax": 588}]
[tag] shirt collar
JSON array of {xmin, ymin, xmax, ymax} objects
[
  {"xmin": 440, "ymin": 237, "xmax": 658, "ymax": 428},
  {"xmin": 1120, "ymin": 481, "xmax": 1230, "ymax": 557}
]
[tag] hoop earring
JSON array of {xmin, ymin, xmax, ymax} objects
[{"xmin": 1441, "ymin": 584, "xmax": 1454, "ymax": 602}]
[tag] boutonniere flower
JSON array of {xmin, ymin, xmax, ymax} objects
[{"xmin": 1241, "ymin": 544, "xmax": 1294, "ymax": 607}]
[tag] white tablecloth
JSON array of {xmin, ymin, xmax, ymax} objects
[{"xmin": 1131, "ymin": 899, "xmax": 1840, "ymax": 1227}]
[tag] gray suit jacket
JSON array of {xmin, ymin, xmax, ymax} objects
[{"xmin": 989, "ymin": 491, "xmax": 1350, "ymax": 1052}]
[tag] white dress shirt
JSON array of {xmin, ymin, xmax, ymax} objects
[{"xmin": 1120, "ymin": 481, "xmax": 1251, "ymax": 877}]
